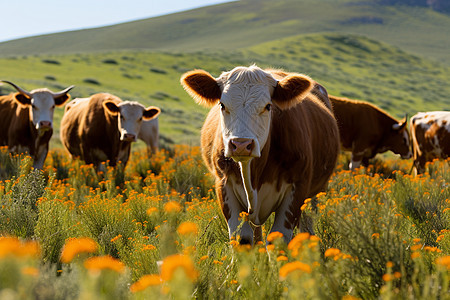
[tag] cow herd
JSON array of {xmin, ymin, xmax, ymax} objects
[{"xmin": 1, "ymin": 65, "xmax": 449, "ymax": 244}]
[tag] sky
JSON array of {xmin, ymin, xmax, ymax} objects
[{"xmin": 0, "ymin": 0, "xmax": 234, "ymax": 42}]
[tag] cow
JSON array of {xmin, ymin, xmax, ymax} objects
[
  {"xmin": 181, "ymin": 65, "xmax": 340, "ymax": 244},
  {"xmin": 329, "ymin": 95, "xmax": 412, "ymax": 170},
  {"xmin": 410, "ymin": 111, "xmax": 450, "ymax": 175},
  {"xmin": 138, "ymin": 118, "xmax": 159, "ymax": 156},
  {"xmin": 60, "ymin": 93, "xmax": 160, "ymax": 169},
  {"xmin": 0, "ymin": 80, "xmax": 74, "ymax": 169}
]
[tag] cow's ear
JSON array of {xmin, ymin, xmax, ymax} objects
[
  {"xmin": 54, "ymin": 93, "xmax": 71, "ymax": 107},
  {"xmin": 14, "ymin": 93, "xmax": 31, "ymax": 106},
  {"xmin": 272, "ymin": 75, "xmax": 313, "ymax": 110},
  {"xmin": 103, "ymin": 101, "xmax": 120, "ymax": 116},
  {"xmin": 181, "ymin": 70, "xmax": 221, "ymax": 107},
  {"xmin": 143, "ymin": 106, "xmax": 160, "ymax": 120}
]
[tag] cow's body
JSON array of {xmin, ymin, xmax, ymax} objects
[
  {"xmin": 329, "ymin": 95, "xmax": 412, "ymax": 170},
  {"xmin": 138, "ymin": 118, "xmax": 159, "ymax": 155},
  {"xmin": 0, "ymin": 81, "xmax": 73, "ymax": 169},
  {"xmin": 181, "ymin": 66, "xmax": 339, "ymax": 244},
  {"xmin": 60, "ymin": 93, "xmax": 160, "ymax": 169},
  {"xmin": 410, "ymin": 111, "xmax": 450, "ymax": 174}
]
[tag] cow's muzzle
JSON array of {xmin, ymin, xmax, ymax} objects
[
  {"xmin": 121, "ymin": 133, "xmax": 137, "ymax": 142},
  {"xmin": 228, "ymin": 138, "xmax": 255, "ymax": 157},
  {"xmin": 36, "ymin": 121, "xmax": 52, "ymax": 131}
]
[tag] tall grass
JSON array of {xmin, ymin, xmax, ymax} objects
[{"xmin": 0, "ymin": 146, "xmax": 448, "ymax": 299}]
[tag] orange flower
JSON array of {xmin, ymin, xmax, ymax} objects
[
  {"xmin": 277, "ymin": 256, "xmax": 288, "ymax": 262},
  {"xmin": 324, "ymin": 248, "xmax": 341, "ymax": 258},
  {"xmin": 0, "ymin": 237, "xmax": 40, "ymax": 258},
  {"xmin": 411, "ymin": 244, "xmax": 422, "ymax": 251},
  {"xmin": 160, "ymin": 254, "xmax": 198, "ymax": 282},
  {"xmin": 164, "ymin": 201, "xmax": 182, "ymax": 213},
  {"xmin": 279, "ymin": 261, "xmax": 312, "ymax": 279},
  {"xmin": 110, "ymin": 235, "xmax": 122, "ymax": 243},
  {"xmin": 287, "ymin": 232, "xmax": 310, "ymax": 257},
  {"xmin": 435, "ymin": 256, "xmax": 450, "ymax": 269},
  {"xmin": 84, "ymin": 255, "xmax": 125, "ymax": 273},
  {"xmin": 61, "ymin": 237, "xmax": 98, "ymax": 263},
  {"xmin": 147, "ymin": 207, "xmax": 158, "ymax": 215},
  {"xmin": 371, "ymin": 233, "xmax": 380, "ymax": 239},
  {"xmin": 267, "ymin": 232, "xmax": 284, "ymax": 242},
  {"xmin": 143, "ymin": 244, "xmax": 156, "ymax": 251},
  {"xmin": 130, "ymin": 274, "xmax": 162, "ymax": 293},
  {"xmin": 177, "ymin": 222, "xmax": 199, "ymax": 236}
]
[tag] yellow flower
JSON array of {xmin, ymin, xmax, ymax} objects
[
  {"xmin": 411, "ymin": 244, "xmax": 422, "ymax": 251},
  {"xmin": 110, "ymin": 235, "xmax": 122, "ymax": 243},
  {"xmin": 287, "ymin": 232, "xmax": 310, "ymax": 257},
  {"xmin": 279, "ymin": 261, "xmax": 312, "ymax": 279},
  {"xmin": 130, "ymin": 274, "xmax": 162, "ymax": 293},
  {"xmin": 386, "ymin": 261, "xmax": 394, "ymax": 268},
  {"xmin": 267, "ymin": 231, "xmax": 284, "ymax": 242},
  {"xmin": 164, "ymin": 201, "xmax": 182, "ymax": 213},
  {"xmin": 160, "ymin": 254, "xmax": 198, "ymax": 282},
  {"xmin": 61, "ymin": 237, "xmax": 98, "ymax": 263},
  {"xmin": 143, "ymin": 244, "xmax": 156, "ymax": 251},
  {"xmin": 324, "ymin": 248, "xmax": 341, "ymax": 258},
  {"xmin": 371, "ymin": 233, "xmax": 380, "ymax": 239},
  {"xmin": 147, "ymin": 207, "xmax": 158, "ymax": 215},
  {"xmin": 84, "ymin": 255, "xmax": 125, "ymax": 273},
  {"xmin": 177, "ymin": 222, "xmax": 199, "ymax": 236}
]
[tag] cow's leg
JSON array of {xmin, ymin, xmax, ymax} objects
[
  {"xmin": 219, "ymin": 179, "xmax": 254, "ymax": 245},
  {"xmin": 349, "ymin": 151, "xmax": 364, "ymax": 170},
  {"xmin": 270, "ymin": 186, "xmax": 298, "ymax": 243}
]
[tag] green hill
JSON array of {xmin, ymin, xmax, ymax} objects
[
  {"xmin": 0, "ymin": 0, "xmax": 449, "ymax": 64},
  {"xmin": 1, "ymin": 33, "xmax": 448, "ymax": 147}
]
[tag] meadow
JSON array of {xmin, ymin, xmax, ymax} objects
[{"xmin": 0, "ymin": 145, "xmax": 448, "ymax": 299}]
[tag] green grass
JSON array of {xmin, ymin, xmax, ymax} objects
[
  {"xmin": 0, "ymin": 0, "xmax": 449, "ymax": 65},
  {"xmin": 1, "ymin": 33, "xmax": 449, "ymax": 147}
]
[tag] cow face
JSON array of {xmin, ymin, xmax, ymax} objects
[
  {"xmin": 103, "ymin": 101, "xmax": 160, "ymax": 142},
  {"xmin": 1, "ymin": 81, "xmax": 74, "ymax": 133},
  {"xmin": 181, "ymin": 66, "xmax": 313, "ymax": 161},
  {"xmin": 386, "ymin": 118, "xmax": 412, "ymax": 159}
]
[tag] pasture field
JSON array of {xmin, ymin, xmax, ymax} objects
[
  {"xmin": 0, "ymin": 146, "xmax": 449, "ymax": 299},
  {"xmin": 1, "ymin": 33, "xmax": 449, "ymax": 146}
]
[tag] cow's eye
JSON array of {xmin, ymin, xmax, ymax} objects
[
  {"xmin": 31, "ymin": 104, "xmax": 36, "ymax": 109},
  {"xmin": 219, "ymin": 102, "xmax": 225, "ymax": 111},
  {"xmin": 265, "ymin": 104, "xmax": 272, "ymax": 111},
  {"xmin": 51, "ymin": 105, "xmax": 55, "ymax": 109},
  {"xmin": 139, "ymin": 117, "xmax": 143, "ymax": 122}
]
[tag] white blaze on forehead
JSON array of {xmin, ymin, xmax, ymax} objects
[
  {"xmin": 218, "ymin": 66, "xmax": 278, "ymax": 157},
  {"xmin": 29, "ymin": 90, "xmax": 57, "ymax": 129},
  {"xmin": 117, "ymin": 101, "xmax": 147, "ymax": 140}
]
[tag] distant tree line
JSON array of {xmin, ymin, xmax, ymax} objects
[{"xmin": 377, "ymin": 0, "xmax": 450, "ymax": 13}]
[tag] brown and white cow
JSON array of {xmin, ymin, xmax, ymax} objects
[
  {"xmin": 60, "ymin": 93, "xmax": 160, "ymax": 169},
  {"xmin": 181, "ymin": 66, "xmax": 340, "ymax": 244},
  {"xmin": 0, "ymin": 80, "xmax": 74, "ymax": 169},
  {"xmin": 410, "ymin": 111, "xmax": 450, "ymax": 174},
  {"xmin": 329, "ymin": 95, "xmax": 412, "ymax": 170}
]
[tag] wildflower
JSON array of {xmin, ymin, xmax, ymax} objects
[
  {"xmin": 277, "ymin": 256, "xmax": 288, "ymax": 262},
  {"xmin": 342, "ymin": 296, "xmax": 360, "ymax": 300},
  {"xmin": 130, "ymin": 274, "xmax": 162, "ymax": 293},
  {"xmin": 60, "ymin": 237, "xmax": 98, "ymax": 263},
  {"xmin": 213, "ymin": 260, "xmax": 223, "ymax": 265},
  {"xmin": 111, "ymin": 235, "xmax": 122, "ymax": 243},
  {"xmin": 279, "ymin": 261, "xmax": 312, "ymax": 279},
  {"xmin": 436, "ymin": 235, "xmax": 445, "ymax": 243},
  {"xmin": 413, "ymin": 238, "xmax": 421, "ymax": 244},
  {"xmin": 411, "ymin": 244, "xmax": 422, "ymax": 251},
  {"xmin": 394, "ymin": 272, "xmax": 401, "ymax": 279},
  {"xmin": 386, "ymin": 261, "xmax": 394, "ymax": 268},
  {"xmin": 177, "ymin": 222, "xmax": 199, "ymax": 236},
  {"xmin": 324, "ymin": 248, "xmax": 341, "ymax": 258},
  {"xmin": 199, "ymin": 255, "xmax": 209, "ymax": 261},
  {"xmin": 267, "ymin": 231, "xmax": 283, "ymax": 242},
  {"xmin": 411, "ymin": 252, "xmax": 421, "ymax": 259},
  {"xmin": 0, "ymin": 237, "xmax": 40, "ymax": 258},
  {"xmin": 143, "ymin": 244, "xmax": 156, "ymax": 251},
  {"xmin": 147, "ymin": 207, "xmax": 158, "ymax": 215},
  {"xmin": 160, "ymin": 254, "xmax": 198, "ymax": 282},
  {"xmin": 230, "ymin": 280, "xmax": 238, "ymax": 284},
  {"xmin": 239, "ymin": 211, "xmax": 248, "ymax": 220},
  {"xmin": 435, "ymin": 256, "xmax": 450, "ymax": 270},
  {"xmin": 84, "ymin": 255, "xmax": 125, "ymax": 273},
  {"xmin": 371, "ymin": 233, "xmax": 380, "ymax": 239},
  {"xmin": 287, "ymin": 232, "xmax": 310, "ymax": 257},
  {"xmin": 383, "ymin": 274, "xmax": 394, "ymax": 282},
  {"xmin": 164, "ymin": 201, "xmax": 182, "ymax": 213}
]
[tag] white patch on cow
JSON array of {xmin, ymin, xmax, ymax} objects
[
  {"xmin": 413, "ymin": 111, "xmax": 450, "ymax": 157},
  {"xmin": 29, "ymin": 91, "xmax": 57, "ymax": 131},
  {"xmin": 218, "ymin": 66, "xmax": 277, "ymax": 158},
  {"xmin": 117, "ymin": 101, "xmax": 147, "ymax": 142},
  {"xmin": 138, "ymin": 118, "xmax": 159, "ymax": 154}
]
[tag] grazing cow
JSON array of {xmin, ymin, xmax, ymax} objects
[
  {"xmin": 329, "ymin": 95, "xmax": 412, "ymax": 170},
  {"xmin": 410, "ymin": 111, "xmax": 450, "ymax": 174},
  {"xmin": 60, "ymin": 93, "xmax": 160, "ymax": 169},
  {"xmin": 181, "ymin": 65, "xmax": 340, "ymax": 244},
  {"xmin": 0, "ymin": 81, "xmax": 74, "ymax": 169},
  {"xmin": 138, "ymin": 118, "xmax": 159, "ymax": 156}
]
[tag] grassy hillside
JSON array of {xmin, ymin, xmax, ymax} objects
[
  {"xmin": 0, "ymin": 0, "xmax": 449, "ymax": 64},
  {"xmin": 0, "ymin": 33, "xmax": 449, "ymax": 148}
]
